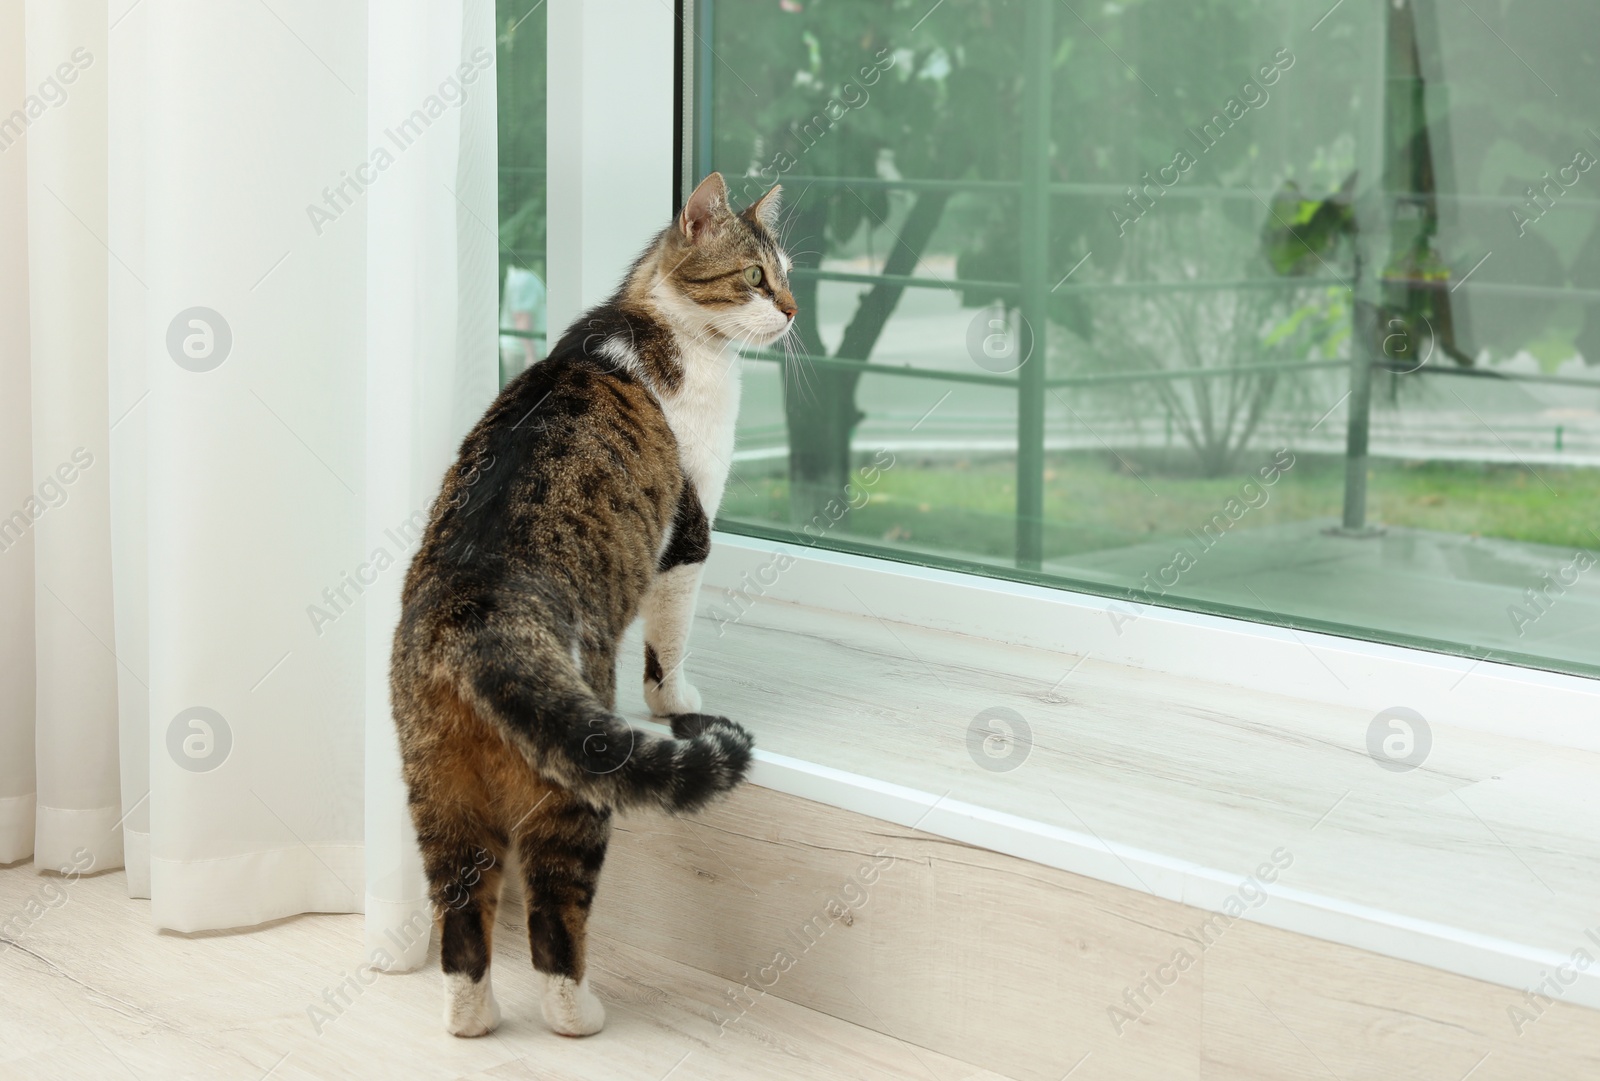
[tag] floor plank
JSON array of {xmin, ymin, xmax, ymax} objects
[
  {"xmin": 0, "ymin": 860, "xmax": 1012, "ymax": 1081},
  {"xmin": 1202, "ymin": 919, "xmax": 1600, "ymax": 1081},
  {"xmin": 599, "ymin": 786, "xmax": 1201, "ymax": 1081}
]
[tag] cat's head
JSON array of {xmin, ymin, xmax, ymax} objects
[{"xmin": 654, "ymin": 173, "xmax": 797, "ymax": 347}]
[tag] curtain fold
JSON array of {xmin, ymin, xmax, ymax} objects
[
  {"xmin": 0, "ymin": 0, "xmax": 36, "ymax": 868},
  {"xmin": 23, "ymin": 0, "xmax": 121, "ymax": 879},
  {"xmin": 362, "ymin": 0, "xmax": 499, "ymax": 970},
  {"xmin": 1, "ymin": 0, "xmax": 497, "ymax": 941},
  {"xmin": 106, "ymin": 0, "xmax": 149, "ymax": 898},
  {"xmin": 141, "ymin": 0, "xmax": 370, "ymax": 932}
]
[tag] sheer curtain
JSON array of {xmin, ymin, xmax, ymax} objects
[{"xmin": 0, "ymin": 0, "xmax": 496, "ymax": 960}]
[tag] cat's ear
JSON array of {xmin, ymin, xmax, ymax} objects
[
  {"xmin": 743, "ymin": 184, "xmax": 783, "ymax": 231},
  {"xmin": 680, "ymin": 172, "xmax": 730, "ymax": 243}
]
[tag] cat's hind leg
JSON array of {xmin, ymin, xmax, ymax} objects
[
  {"xmin": 415, "ymin": 802, "xmax": 507, "ymax": 1037},
  {"xmin": 516, "ymin": 794, "xmax": 611, "ymax": 1036},
  {"xmin": 580, "ymin": 639, "xmax": 619, "ymax": 711}
]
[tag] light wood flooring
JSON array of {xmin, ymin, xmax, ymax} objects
[{"xmin": 0, "ymin": 859, "xmax": 1009, "ymax": 1081}]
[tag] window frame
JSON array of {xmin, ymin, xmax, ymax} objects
[
  {"xmin": 538, "ymin": 4, "xmax": 1600, "ymax": 1005},
  {"xmin": 543, "ymin": 0, "xmax": 1599, "ymax": 743}
]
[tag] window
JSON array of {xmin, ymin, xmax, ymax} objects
[
  {"xmin": 689, "ymin": 0, "xmax": 1600, "ymax": 678},
  {"xmin": 496, "ymin": 0, "xmax": 548, "ymax": 386}
]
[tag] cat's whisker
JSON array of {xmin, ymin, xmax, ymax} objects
[
  {"xmin": 778, "ymin": 212, "xmax": 815, "ymax": 251},
  {"xmin": 783, "ymin": 227, "xmax": 818, "ymax": 253},
  {"xmin": 795, "ymin": 351, "xmax": 818, "ymax": 409},
  {"xmin": 780, "ymin": 325, "xmax": 816, "ymax": 407}
]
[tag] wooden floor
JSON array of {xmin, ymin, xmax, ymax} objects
[
  {"xmin": 8, "ymin": 780, "xmax": 1599, "ymax": 1081},
  {"xmin": 7, "ymin": 574, "xmax": 1596, "ymax": 1078},
  {"xmin": 0, "ymin": 860, "xmax": 1010, "ymax": 1081}
]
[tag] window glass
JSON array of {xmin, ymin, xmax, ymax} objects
[
  {"xmin": 497, "ymin": 0, "xmax": 547, "ymax": 386},
  {"xmin": 692, "ymin": 0, "xmax": 1600, "ymax": 678}
]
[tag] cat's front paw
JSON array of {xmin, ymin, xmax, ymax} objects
[
  {"xmin": 541, "ymin": 974, "xmax": 606, "ymax": 1037},
  {"xmin": 644, "ymin": 674, "xmax": 702, "ymax": 717}
]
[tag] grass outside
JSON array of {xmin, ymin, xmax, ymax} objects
[{"xmin": 721, "ymin": 451, "xmax": 1600, "ymax": 564}]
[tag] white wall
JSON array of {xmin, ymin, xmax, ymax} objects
[{"xmin": 545, "ymin": 0, "xmax": 676, "ymax": 339}]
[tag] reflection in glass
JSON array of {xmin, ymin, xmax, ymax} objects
[{"xmin": 690, "ymin": 0, "xmax": 1599, "ymax": 677}]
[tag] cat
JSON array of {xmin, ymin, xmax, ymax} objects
[{"xmin": 390, "ymin": 173, "xmax": 796, "ymax": 1038}]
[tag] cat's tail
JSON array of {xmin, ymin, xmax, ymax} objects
[
  {"xmin": 535, "ymin": 704, "xmax": 754, "ymax": 815},
  {"xmin": 461, "ymin": 639, "xmax": 752, "ymax": 815}
]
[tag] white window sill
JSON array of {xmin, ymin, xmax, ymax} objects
[{"xmin": 616, "ymin": 532, "xmax": 1600, "ymax": 1008}]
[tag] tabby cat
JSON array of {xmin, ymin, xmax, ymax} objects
[{"xmin": 391, "ymin": 173, "xmax": 795, "ymax": 1038}]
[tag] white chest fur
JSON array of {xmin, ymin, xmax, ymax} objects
[{"xmin": 655, "ymin": 337, "xmax": 742, "ymax": 517}]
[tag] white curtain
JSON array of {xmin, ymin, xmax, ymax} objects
[{"xmin": 1, "ymin": 0, "xmax": 497, "ymax": 960}]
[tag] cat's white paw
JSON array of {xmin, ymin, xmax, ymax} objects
[
  {"xmin": 541, "ymin": 974, "xmax": 606, "ymax": 1037},
  {"xmin": 444, "ymin": 972, "xmax": 500, "ymax": 1037},
  {"xmin": 644, "ymin": 674, "xmax": 702, "ymax": 717}
]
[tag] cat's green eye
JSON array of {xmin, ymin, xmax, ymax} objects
[{"xmin": 743, "ymin": 265, "xmax": 764, "ymax": 288}]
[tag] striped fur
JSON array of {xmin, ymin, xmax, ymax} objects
[{"xmin": 390, "ymin": 174, "xmax": 794, "ymax": 1037}]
